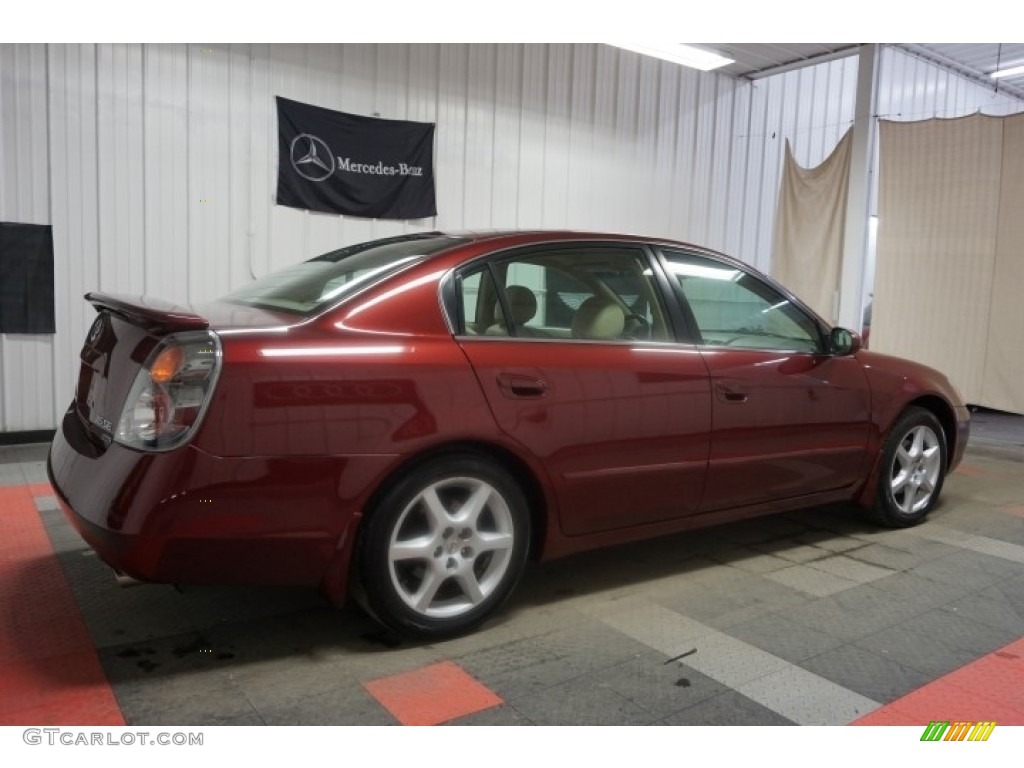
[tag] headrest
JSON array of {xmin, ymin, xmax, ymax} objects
[
  {"xmin": 498, "ymin": 285, "xmax": 538, "ymax": 326},
  {"xmin": 571, "ymin": 296, "xmax": 625, "ymax": 340}
]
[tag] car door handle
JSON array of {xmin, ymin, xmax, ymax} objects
[
  {"xmin": 496, "ymin": 372, "xmax": 548, "ymax": 398},
  {"xmin": 714, "ymin": 382, "xmax": 748, "ymax": 403}
]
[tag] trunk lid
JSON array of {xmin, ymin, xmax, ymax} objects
[
  {"xmin": 76, "ymin": 304, "xmax": 158, "ymax": 443},
  {"xmin": 75, "ymin": 293, "xmax": 298, "ymax": 445},
  {"xmin": 84, "ymin": 292, "xmax": 209, "ymax": 333}
]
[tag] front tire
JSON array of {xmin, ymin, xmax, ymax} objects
[
  {"xmin": 356, "ymin": 454, "xmax": 530, "ymax": 640},
  {"xmin": 870, "ymin": 406, "xmax": 947, "ymax": 528}
]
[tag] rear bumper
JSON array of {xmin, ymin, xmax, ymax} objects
[{"xmin": 47, "ymin": 404, "xmax": 382, "ymax": 594}]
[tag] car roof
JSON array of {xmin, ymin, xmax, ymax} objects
[
  {"xmin": 437, "ymin": 228, "xmax": 688, "ymax": 245},
  {"xmin": 432, "ymin": 228, "xmax": 729, "ymax": 256},
  {"xmin": 426, "ymin": 229, "xmax": 742, "ymax": 270}
]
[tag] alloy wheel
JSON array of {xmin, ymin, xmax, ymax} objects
[
  {"xmin": 889, "ymin": 424, "xmax": 942, "ymax": 515},
  {"xmin": 387, "ymin": 477, "xmax": 515, "ymax": 619}
]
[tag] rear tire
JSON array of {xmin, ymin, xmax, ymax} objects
[
  {"xmin": 356, "ymin": 454, "xmax": 530, "ymax": 640},
  {"xmin": 869, "ymin": 406, "xmax": 947, "ymax": 528}
]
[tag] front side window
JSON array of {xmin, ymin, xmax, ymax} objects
[
  {"xmin": 223, "ymin": 234, "xmax": 466, "ymax": 315},
  {"xmin": 660, "ymin": 249, "xmax": 823, "ymax": 353},
  {"xmin": 458, "ymin": 246, "xmax": 671, "ymax": 342}
]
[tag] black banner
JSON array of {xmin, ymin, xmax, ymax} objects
[
  {"xmin": 0, "ymin": 222, "xmax": 55, "ymax": 334},
  {"xmin": 276, "ymin": 96, "xmax": 437, "ymax": 220}
]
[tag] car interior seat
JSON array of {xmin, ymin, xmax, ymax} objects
[
  {"xmin": 571, "ymin": 295, "xmax": 626, "ymax": 340},
  {"xmin": 486, "ymin": 285, "xmax": 540, "ymax": 336}
]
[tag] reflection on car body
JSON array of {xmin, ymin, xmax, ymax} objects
[{"xmin": 48, "ymin": 231, "xmax": 970, "ymax": 639}]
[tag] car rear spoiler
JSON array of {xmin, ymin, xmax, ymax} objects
[{"xmin": 85, "ymin": 292, "xmax": 209, "ymax": 333}]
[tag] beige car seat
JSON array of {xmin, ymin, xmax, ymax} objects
[
  {"xmin": 571, "ymin": 296, "xmax": 625, "ymax": 340},
  {"xmin": 486, "ymin": 285, "xmax": 539, "ymax": 336}
]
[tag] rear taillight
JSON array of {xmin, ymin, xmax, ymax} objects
[{"xmin": 116, "ymin": 331, "xmax": 222, "ymax": 451}]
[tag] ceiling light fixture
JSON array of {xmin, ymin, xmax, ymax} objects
[
  {"xmin": 610, "ymin": 43, "xmax": 734, "ymax": 72},
  {"xmin": 991, "ymin": 64, "xmax": 1024, "ymax": 79}
]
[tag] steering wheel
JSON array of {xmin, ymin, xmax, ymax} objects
[{"xmin": 622, "ymin": 313, "xmax": 651, "ymax": 340}]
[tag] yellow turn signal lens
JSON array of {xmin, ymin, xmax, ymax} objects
[{"xmin": 150, "ymin": 346, "xmax": 183, "ymax": 384}]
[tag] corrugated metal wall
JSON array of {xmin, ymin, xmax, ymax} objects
[
  {"xmin": 1, "ymin": 43, "xmax": 1021, "ymax": 433},
  {"xmin": 878, "ymin": 46, "xmax": 1024, "ymax": 120},
  {"xmin": 1, "ymin": 42, "xmax": 773, "ymax": 432},
  {"xmin": 0, "ymin": 44, "xmax": 52, "ymax": 432}
]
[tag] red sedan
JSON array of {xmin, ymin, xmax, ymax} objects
[{"xmin": 48, "ymin": 231, "xmax": 969, "ymax": 639}]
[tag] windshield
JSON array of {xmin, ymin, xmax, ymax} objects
[{"xmin": 222, "ymin": 233, "xmax": 467, "ymax": 314}]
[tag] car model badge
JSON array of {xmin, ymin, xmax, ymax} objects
[
  {"xmin": 290, "ymin": 134, "xmax": 335, "ymax": 182},
  {"xmin": 88, "ymin": 316, "xmax": 104, "ymax": 344},
  {"xmin": 89, "ymin": 411, "xmax": 113, "ymax": 433}
]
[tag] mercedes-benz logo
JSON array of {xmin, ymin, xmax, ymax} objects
[{"xmin": 290, "ymin": 133, "xmax": 335, "ymax": 182}]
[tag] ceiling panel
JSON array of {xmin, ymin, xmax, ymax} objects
[
  {"xmin": 706, "ymin": 43, "xmax": 1024, "ymax": 101},
  {"xmin": 902, "ymin": 44, "xmax": 1024, "ymax": 100},
  {"xmin": 711, "ymin": 44, "xmax": 859, "ymax": 78}
]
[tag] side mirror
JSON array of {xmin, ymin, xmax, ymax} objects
[{"xmin": 830, "ymin": 327, "xmax": 863, "ymax": 356}]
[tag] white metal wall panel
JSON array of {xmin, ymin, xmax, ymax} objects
[
  {"xmin": 4, "ymin": 42, "xmax": 1023, "ymax": 433},
  {"xmin": 517, "ymin": 44, "xmax": 547, "ymax": 228},
  {"xmin": 142, "ymin": 45, "xmax": 189, "ymax": 299},
  {"xmin": 189, "ymin": 43, "xmax": 234, "ymax": 304},
  {"xmin": 647, "ymin": 62, "xmax": 678, "ymax": 239},
  {"xmin": 48, "ymin": 45, "xmax": 98, "ymax": 435},
  {"xmin": 565, "ymin": 45, "xmax": 596, "ymax": 229},
  {"xmin": 0, "ymin": 44, "xmax": 49, "ymax": 224},
  {"xmin": 96, "ymin": 44, "xmax": 145, "ymax": 296},
  {"xmin": 725, "ymin": 80, "xmax": 753, "ymax": 260},
  {"xmin": 542, "ymin": 44, "xmax": 572, "ymax": 229},
  {"xmin": 710, "ymin": 78, "xmax": 742, "ymax": 251},
  {"xmin": 489, "ymin": 45, "xmax": 521, "ymax": 230},
  {"xmin": 667, "ymin": 68, "xmax": 698, "ymax": 243},
  {"xmin": 878, "ymin": 46, "xmax": 1023, "ymax": 120},
  {"xmin": 0, "ymin": 42, "xmax": 846, "ymax": 432},
  {"xmin": 0, "ymin": 43, "xmax": 52, "ymax": 432},
  {"xmin": 590, "ymin": 45, "xmax": 619, "ymax": 233},
  {"xmin": 464, "ymin": 44, "xmax": 496, "ymax": 230}
]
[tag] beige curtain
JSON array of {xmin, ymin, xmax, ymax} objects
[
  {"xmin": 872, "ymin": 113, "xmax": 1024, "ymax": 414},
  {"xmin": 772, "ymin": 129, "xmax": 853, "ymax": 323},
  {"xmin": 982, "ymin": 115, "xmax": 1024, "ymax": 412}
]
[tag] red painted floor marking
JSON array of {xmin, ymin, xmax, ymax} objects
[
  {"xmin": 363, "ymin": 660, "xmax": 502, "ymax": 725},
  {"xmin": 27, "ymin": 482, "xmax": 54, "ymax": 497},
  {"xmin": 854, "ymin": 637, "xmax": 1024, "ymax": 726},
  {"xmin": 0, "ymin": 482, "xmax": 124, "ymax": 726},
  {"xmin": 954, "ymin": 464, "xmax": 988, "ymax": 477},
  {"xmin": 999, "ymin": 504, "xmax": 1024, "ymax": 519}
]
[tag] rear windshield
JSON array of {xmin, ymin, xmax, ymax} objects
[{"xmin": 222, "ymin": 233, "xmax": 466, "ymax": 315}]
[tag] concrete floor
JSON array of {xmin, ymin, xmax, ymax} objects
[{"xmin": 2, "ymin": 408, "xmax": 1023, "ymax": 726}]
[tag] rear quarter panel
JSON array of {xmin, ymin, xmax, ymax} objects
[
  {"xmin": 195, "ymin": 259, "xmax": 500, "ymax": 460},
  {"xmin": 192, "ymin": 259, "xmax": 559, "ymax": 571},
  {"xmin": 147, "ymin": 258, "xmax": 559, "ymax": 596}
]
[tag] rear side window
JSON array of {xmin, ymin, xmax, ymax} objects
[
  {"xmin": 457, "ymin": 246, "xmax": 670, "ymax": 342},
  {"xmin": 223, "ymin": 234, "xmax": 466, "ymax": 315},
  {"xmin": 660, "ymin": 249, "xmax": 823, "ymax": 353},
  {"xmin": 458, "ymin": 267, "xmax": 501, "ymax": 335}
]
